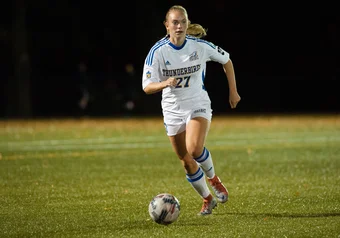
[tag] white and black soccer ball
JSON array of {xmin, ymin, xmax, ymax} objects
[{"xmin": 148, "ymin": 193, "xmax": 180, "ymax": 225}]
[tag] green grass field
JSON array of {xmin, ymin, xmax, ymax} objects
[{"xmin": 0, "ymin": 114, "xmax": 339, "ymax": 237}]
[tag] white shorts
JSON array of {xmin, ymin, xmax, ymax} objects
[{"xmin": 163, "ymin": 102, "xmax": 212, "ymax": 136}]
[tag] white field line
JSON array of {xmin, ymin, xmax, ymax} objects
[
  {"xmin": 2, "ymin": 135, "xmax": 165, "ymax": 146},
  {"xmin": 0, "ymin": 130, "xmax": 337, "ymax": 147},
  {"xmin": 1, "ymin": 134, "xmax": 340, "ymax": 152}
]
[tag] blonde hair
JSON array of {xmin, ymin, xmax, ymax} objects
[{"xmin": 164, "ymin": 5, "xmax": 207, "ymax": 39}]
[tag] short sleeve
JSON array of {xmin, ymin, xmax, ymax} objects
[
  {"xmin": 142, "ymin": 51, "xmax": 161, "ymax": 90},
  {"xmin": 205, "ymin": 42, "xmax": 230, "ymax": 65}
]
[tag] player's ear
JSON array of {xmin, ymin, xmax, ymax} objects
[{"xmin": 164, "ymin": 21, "xmax": 169, "ymax": 34}]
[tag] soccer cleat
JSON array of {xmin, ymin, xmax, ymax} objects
[
  {"xmin": 198, "ymin": 196, "xmax": 217, "ymax": 216},
  {"xmin": 208, "ymin": 175, "xmax": 229, "ymax": 203}
]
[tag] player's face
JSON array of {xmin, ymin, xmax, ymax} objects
[{"xmin": 166, "ymin": 10, "xmax": 188, "ymax": 38}]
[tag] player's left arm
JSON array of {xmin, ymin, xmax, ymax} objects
[
  {"xmin": 202, "ymin": 41, "xmax": 241, "ymax": 108},
  {"xmin": 222, "ymin": 59, "xmax": 241, "ymax": 109}
]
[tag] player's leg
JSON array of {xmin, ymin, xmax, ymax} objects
[
  {"xmin": 186, "ymin": 116, "xmax": 229, "ymax": 203},
  {"xmin": 186, "ymin": 117, "xmax": 215, "ymax": 177},
  {"xmin": 168, "ymin": 131, "xmax": 210, "ymax": 197},
  {"xmin": 181, "ymin": 117, "xmax": 218, "ymax": 214},
  {"xmin": 168, "ymin": 130, "xmax": 216, "ymax": 215}
]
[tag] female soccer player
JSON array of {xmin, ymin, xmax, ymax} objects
[{"xmin": 142, "ymin": 5, "xmax": 241, "ymax": 215}]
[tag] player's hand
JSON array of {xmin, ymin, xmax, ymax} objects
[
  {"xmin": 165, "ymin": 77, "xmax": 178, "ymax": 88},
  {"xmin": 229, "ymin": 91, "xmax": 241, "ymax": 109}
]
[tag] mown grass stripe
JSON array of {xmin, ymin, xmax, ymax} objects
[{"xmin": 1, "ymin": 135, "xmax": 339, "ymax": 152}]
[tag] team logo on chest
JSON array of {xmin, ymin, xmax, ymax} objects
[{"xmin": 189, "ymin": 51, "xmax": 199, "ymax": 61}]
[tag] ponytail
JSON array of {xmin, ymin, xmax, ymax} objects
[{"xmin": 187, "ymin": 23, "xmax": 207, "ymax": 38}]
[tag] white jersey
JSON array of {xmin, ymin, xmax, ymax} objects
[{"xmin": 142, "ymin": 35, "xmax": 230, "ymax": 111}]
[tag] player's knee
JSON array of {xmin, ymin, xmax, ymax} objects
[{"xmin": 187, "ymin": 144, "xmax": 203, "ymax": 158}]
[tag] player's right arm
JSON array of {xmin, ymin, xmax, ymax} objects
[
  {"xmin": 142, "ymin": 43, "xmax": 177, "ymax": 94},
  {"xmin": 143, "ymin": 77, "xmax": 177, "ymax": 95}
]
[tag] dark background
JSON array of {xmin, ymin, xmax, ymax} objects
[{"xmin": 1, "ymin": 1, "xmax": 339, "ymax": 119}]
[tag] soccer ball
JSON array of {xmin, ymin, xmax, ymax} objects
[{"xmin": 148, "ymin": 193, "xmax": 180, "ymax": 225}]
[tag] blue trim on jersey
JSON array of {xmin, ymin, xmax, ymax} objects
[
  {"xmin": 202, "ymin": 70, "xmax": 206, "ymax": 91},
  {"xmin": 146, "ymin": 37, "xmax": 170, "ymax": 66},
  {"xmin": 146, "ymin": 36, "xmax": 216, "ymax": 66},
  {"xmin": 168, "ymin": 39, "xmax": 187, "ymax": 50},
  {"xmin": 186, "ymin": 35, "xmax": 216, "ymax": 49}
]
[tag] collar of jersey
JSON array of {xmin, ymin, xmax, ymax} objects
[{"xmin": 168, "ymin": 39, "xmax": 187, "ymax": 50}]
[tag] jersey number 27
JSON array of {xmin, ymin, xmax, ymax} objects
[{"xmin": 175, "ymin": 76, "xmax": 191, "ymax": 88}]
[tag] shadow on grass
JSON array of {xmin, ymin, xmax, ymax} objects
[
  {"xmin": 113, "ymin": 217, "xmax": 213, "ymax": 231},
  {"xmin": 223, "ymin": 212, "xmax": 340, "ymax": 218},
  {"xmin": 113, "ymin": 212, "xmax": 340, "ymax": 233}
]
